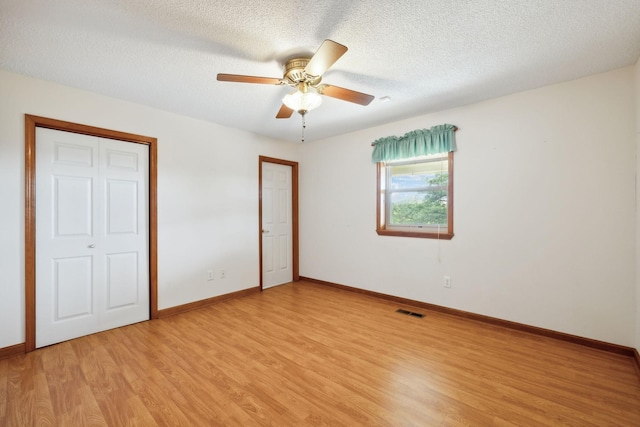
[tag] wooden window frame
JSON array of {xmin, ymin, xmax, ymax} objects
[{"xmin": 376, "ymin": 152, "xmax": 454, "ymax": 240}]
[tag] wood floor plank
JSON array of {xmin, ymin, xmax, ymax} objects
[
  {"xmin": 0, "ymin": 359, "xmax": 7, "ymax": 424},
  {"xmin": 129, "ymin": 320, "xmax": 257, "ymax": 426},
  {"xmin": 101, "ymin": 328, "xmax": 194, "ymax": 427},
  {"xmin": 1, "ymin": 281, "xmax": 639, "ymax": 426},
  {"xmin": 4, "ymin": 352, "xmax": 57, "ymax": 426}
]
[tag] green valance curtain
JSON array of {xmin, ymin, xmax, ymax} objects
[{"xmin": 371, "ymin": 124, "xmax": 457, "ymax": 163}]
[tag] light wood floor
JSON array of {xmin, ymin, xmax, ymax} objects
[{"xmin": 1, "ymin": 281, "xmax": 639, "ymax": 426}]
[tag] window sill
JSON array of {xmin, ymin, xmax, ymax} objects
[{"xmin": 376, "ymin": 229, "xmax": 454, "ymax": 240}]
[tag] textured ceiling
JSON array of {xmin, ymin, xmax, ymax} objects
[{"xmin": 2, "ymin": 0, "xmax": 640, "ymax": 142}]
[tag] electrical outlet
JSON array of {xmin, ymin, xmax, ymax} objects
[
  {"xmin": 444, "ymin": 276, "xmax": 451, "ymax": 288},
  {"xmin": 220, "ymin": 270, "xmax": 226, "ymax": 279},
  {"xmin": 207, "ymin": 270, "xmax": 214, "ymax": 281}
]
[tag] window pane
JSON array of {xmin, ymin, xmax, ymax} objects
[
  {"xmin": 387, "ymin": 157, "xmax": 449, "ymax": 227},
  {"xmin": 390, "ymin": 159, "xmax": 447, "ymax": 190},
  {"xmin": 390, "ymin": 190, "xmax": 448, "ymax": 226}
]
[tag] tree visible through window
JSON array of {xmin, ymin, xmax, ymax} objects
[{"xmin": 377, "ymin": 153, "xmax": 453, "ymax": 239}]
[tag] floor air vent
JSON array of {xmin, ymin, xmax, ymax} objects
[{"xmin": 396, "ymin": 308, "xmax": 425, "ymax": 318}]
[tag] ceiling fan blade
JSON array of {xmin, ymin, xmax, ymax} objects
[
  {"xmin": 276, "ymin": 104, "xmax": 294, "ymax": 119},
  {"xmin": 304, "ymin": 40, "xmax": 348, "ymax": 77},
  {"xmin": 318, "ymin": 85, "xmax": 375, "ymax": 106},
  {"xmin": 217, "ymin": 74, "xmax": 283, "ymax": 85}
]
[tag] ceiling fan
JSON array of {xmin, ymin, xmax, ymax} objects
[{"xmin": 217, "ymin": 39, "xmax": 375, "ymax": 119}]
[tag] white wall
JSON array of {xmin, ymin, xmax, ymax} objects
[
  {"xmin": 0, "ymin": 70, "xmax": 299, "ymax": 348},
  {"xmin": 300, "ymin": 66, "xmax": 637, "ymax": 347}
]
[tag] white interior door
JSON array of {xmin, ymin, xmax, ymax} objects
[
  {"xmin": 35, "ymin": 128, "xmax": 149, "ymax": 348},
  {"xmin": 262, "ymin": 162, "xmax": 293, "ymax": 289}
]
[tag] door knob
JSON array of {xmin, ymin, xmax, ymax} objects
[
  {"xmin": 262, "ymin": 229, "xmax": 269, "ymax": 234},
  {"xmin": 88, "ymin": 244, "xmax": 95, "ymax": 248}
]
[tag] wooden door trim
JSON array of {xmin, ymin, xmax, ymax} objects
[
  {"xmin": 24, "ymin": 114, "xmax": 158, "ymax": 353},
  {"xmin": 258, "ymin": 156, "xmax": 299, "ymax": 290}
]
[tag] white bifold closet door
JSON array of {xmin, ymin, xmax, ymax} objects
[{"xmin": 35, "ymin": 128, "xmax": 149, "ymax": 348}]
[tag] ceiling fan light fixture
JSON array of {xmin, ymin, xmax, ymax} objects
[{"xmin": 282, "ymin": 85, "xmax": 322, "ymax": 113}]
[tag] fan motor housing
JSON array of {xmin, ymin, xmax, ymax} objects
[{"xmin": 283, "ymin": 57, "xmax": 322, "ymax": 86}]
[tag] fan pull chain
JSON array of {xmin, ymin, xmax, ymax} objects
[{"xmin": 301, "ymin": 111, "xmax": 306, "ymax": 143}]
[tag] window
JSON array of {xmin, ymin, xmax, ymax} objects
[
  {"xmin": 371, "ymin": 123, "xmax": 456, "ymax": 239},
  {"xmin": 377, "ymin": 152, "xmax": 453, "ymax": 239}
]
